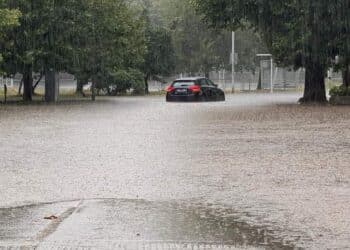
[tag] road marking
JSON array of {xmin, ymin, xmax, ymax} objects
[{"xmin": 35, "ymin": 200, "xmax": 84, "ymax": 245}]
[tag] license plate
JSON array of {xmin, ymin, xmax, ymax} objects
[{"xmin": 176, "ymin": 89, "xmax": 187, "ymax": 93}]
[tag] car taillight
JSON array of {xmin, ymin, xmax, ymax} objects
[
  {"xmin": 165, "ymin": 86, "xmax": 174, "ymax": 92},
  {"xmin": 188, "ymin": 85, "xmax": 201, "ymax": 93}
]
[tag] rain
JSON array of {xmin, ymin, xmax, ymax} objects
[{"xmin": 0, "ymin": 0, "xmax": 349, "ymax": 249}]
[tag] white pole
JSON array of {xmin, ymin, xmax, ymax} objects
[
  {"xmin": 223, "ymin": 69, "xmax": 226, "ymax": 91},
  {"xmin": 274, "ymin": 67, "xmax": 279, "ymax": 87},
  {"xmin": 270, "ymin": 57, "xmax": 273, "ymax": 93},
  {"xmin": 232, "ymin": 31, "xmax": 235, "ymax": 93}
]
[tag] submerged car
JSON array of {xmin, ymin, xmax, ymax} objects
[{"xmin": 165, "ymin": 77, "xmax": 225, "ymax": 102}]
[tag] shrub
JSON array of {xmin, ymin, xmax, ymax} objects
[
  {"xmin": 329, "ymin": 85, "xmax": 350, "ymax": 97},
  {"xmin": 112, "ymin": 70, "xmax": 133, "ymax": 95},
  {"xmin": 128, "ymin": 69, "xmax": 145, "ymax": 95},
  {"xmin": 94, "ymin": 68, "xmax": 145, "ymax": 96}
]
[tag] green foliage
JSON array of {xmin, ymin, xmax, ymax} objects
[
  {"xmin": 0, "ymin": 0, "xmax": 147, "ymax": 99},
  {"xmin": 68, "ymin": 0, "xmax": 146, "ymax": 85},
  {"xmin": 129, "ymin": 68, "xmax": 145, "ymax": 95},
  {"xmin": 158, "ymin": 0, "xmax": 229, "ymax": 74},
  {"xmin": 327, "ymin": 1, "xmax": 350, "ymax": 81},
  {"xmin": 192, "ymin": 0, "xmax": 348, "ymax": 102},
  {"xmin": 0, "ymin": 7, "xmax": 20, "ymax": 32},
  {"xmin": 133, "ymin": 0, "xmax": 176, "ymax": 93},
  {"xmin": 144, "ymin": 27, "xmax": 175, "ymax": 78},
  {"xmin": 151, "ymin": 0, "xmax": 266, "ymax": 76},
  {"xmin": 98, "ymin": 68, "xmax": 145, "ymax": 96},
  {"xmin": 329, "ymin": 86, "xmax": 350, "ymax": 97},
  {"xmin": 0, "ymin": 0, "xmax": 76, "ymax": 75},
  {"xmin": 112, "ymin": 70, "xmax": 133, "ymax": 93},
  {"xmin": 0, "ymin": 4, "xmax": 20, "ymax": 68}
]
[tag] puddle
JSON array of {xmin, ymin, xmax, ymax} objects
[{"xmin": 37, "ymin": 199, "xmax": 304, "ymax": 249}]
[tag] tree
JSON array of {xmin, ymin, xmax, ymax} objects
[
  {"xmin": 193, "ymin": 0, "xmax": 346, "ymax": 103},
  {"xmin": 1, "ymin": 0, "xmax": 42, "ymax": 101},
  {"xmin": 68, "ymin": 0, "xmax": 146, "ymax": 97},
  {"xmin": 1, "ymin": 0, "xmax": 74, "ymax": 101},
  {"xmin": 234, "ymin": 29, "xmax": 267, "ymax": 75},
  {"xmin": 131, "ymin": 0, "xmax": 176, "ymax": 94},
  {"xmin": 329, "ymin": 1, "xmax": 350, "ymax": 88},
  {"xmin": 164, "ymin": 0, "xmax": 226, "ymax": 76},
  {"xmin": 143, "ymin": 27, "xmax": 175, "ymax": 93},
  {"xmin": 0, "ymin": 3, "xmax": 20, "ymax": 37},
  {"xmin": 0, "ymin": 0, "xmax": 146, "ymax": 101},
  {"xmin": 0, "ymin": 2, "xmax": 20, "ymax": 75},
  {"xmin": 0, "ymin": 2, "xmax": 20, "ymax": 38}
]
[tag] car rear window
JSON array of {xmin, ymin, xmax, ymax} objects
[{"xmin": 172, "ymin": 81, "xmax": 196, "ymax": 87}]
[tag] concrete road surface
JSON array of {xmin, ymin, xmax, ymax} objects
[{"xmin": 0, "ymin": 93, "xmax": 349, "ymax": 249}]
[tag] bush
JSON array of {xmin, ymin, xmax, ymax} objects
[
  {"xmin": 329, "ymin": 85, "xmax": 350, "ymax": 97},
  {"xmin": 128, "ymin": 69, "xmax": 145, "ymax": 95},
  {"xmin": 94, "ymin": 68, "xmax": 145, "ymax": 96},
  {"xmin": 111, "ymin": 70, "xmax": 133, "ymax": 95}
]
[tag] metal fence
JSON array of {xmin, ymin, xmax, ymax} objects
[
  {"xmin": 1, "ymin": 69, "xmax": 344, "ymax": 96},
  {"xmin": 0, "ymin": 241, "xmax": 266, "ymax": 250}
]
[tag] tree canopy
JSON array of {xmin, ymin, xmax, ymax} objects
[
  {"xmin": 0, "ymin": 2, "xmax": 20, "ymax": 69},
  {"xmin": 0, "ymin": 0, "xmax": 269, "ymax": 101},
  {"xmin": 0, "ymin": 0, "xmax": 147, "ymax": 101},
  {"xmin": 193, "ymin": 0, "xmax": 350, "ymax": 102}
]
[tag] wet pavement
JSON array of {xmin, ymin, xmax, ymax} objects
[
  {"xmin": 0, "ymin": 93, "xmax": 350, "ymax": 249},
  {"xmin": 1, "ymin": 199, "xmax": 300, "ymax": 249}
]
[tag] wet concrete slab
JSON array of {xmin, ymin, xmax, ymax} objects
[
  {"xmin": 0, "ymin": 201, "xmax": 80, "ymax": 248},
  {"xmin": 36, "ymin": 199, "xmax": 301, "ymax": 249},
  {"xmin": 0, "ymin": 199, "xmax": 305, "ymax": 249}
]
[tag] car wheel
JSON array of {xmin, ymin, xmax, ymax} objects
[
  {"xmin": 220, "ymin": 93, "xmax": 225, "ymax": 101},
  {"xmin": 199, "ymin": 94, "xmax": 207, "ymax": 102}
]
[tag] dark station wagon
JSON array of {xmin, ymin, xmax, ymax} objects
[{"xmin": 165, "ymin": 77, "xmax": 225, "ymax": 102}]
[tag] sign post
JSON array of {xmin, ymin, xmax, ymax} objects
[{"xmin": 257, "ymin": 54, "xmax": 274, "ymax": 93}]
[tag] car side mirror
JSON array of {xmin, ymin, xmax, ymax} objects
[{"xmin": 213, "ymin": 84, "xmax": 218, "ymax": 88}]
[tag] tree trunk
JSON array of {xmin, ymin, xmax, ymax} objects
[
  {"xmin": 32, "ymin": 73, "xmax": 43, "ymax": 95},
  {"xmin": 257, "ymin": 69, "xmax": 262, "ymax": 90},
  {"xmin": 299, "ymin": 1, "xmax": 327, "ymax": 104},
  {"xmin": 144, "ymin": 74, "xmax": 150, "ymax": 95},
  {"xmin": 76, "ymin": 78, "xmax": 86, "ymax": 97},
  {"xmin": 23, "ymin": 66, "xmax": 33, "ymax": 101},
  {"xmin": 45, "ymin": 68, "xmax": 59, "ymax": 103},
  {"xmin": 342, "ymin": 64, "xmax": 350, "ymax": 88},
  {"xmin": 18, "ymin": 77, "xmax": 23, "ymax": 96},
  {"xmin": 4, "ymin": 84, "xmax": 7, "ymax": 104},
  {"xmin": 91, "ymin": 81, "xmax": 96, "ymax": 101},
  {"xmin": 299, "ymin": 61, "xmax": 327, "ymax": 103}
]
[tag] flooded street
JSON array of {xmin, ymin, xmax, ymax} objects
[{"xmin": 0, "ymin": 93, "xmax": 350, "ymax": 249}]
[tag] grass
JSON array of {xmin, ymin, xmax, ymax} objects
[{"xmin": 326, "ymin": 79, "xmax": 342, "ymax": 90}]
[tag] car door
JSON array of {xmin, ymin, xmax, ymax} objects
[
  {"xmin": 205, "ymin": 79, "xmax": 218, "ymax": 101},
  {"xmin": 198, "ymin": 78, "xmax": 211, "ymax": 99}
]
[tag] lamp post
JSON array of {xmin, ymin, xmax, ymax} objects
[{"xmin": 231, "ymin": 32, "xmax": 235, "ymax": 93}]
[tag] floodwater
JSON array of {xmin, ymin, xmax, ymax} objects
[{"xmin": 0, "ymin": 93, "xmax": 349, "ymax": 249}]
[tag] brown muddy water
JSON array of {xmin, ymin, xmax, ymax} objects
[{"xmin": 0, "ymin": 93, "xmax": 349, "ymax": 249}]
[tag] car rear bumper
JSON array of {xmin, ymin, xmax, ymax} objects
[{"xmin": 166, "ymin": 94, "xmax": 201, "ymax": 102}]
